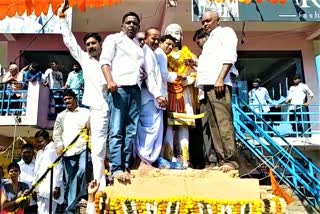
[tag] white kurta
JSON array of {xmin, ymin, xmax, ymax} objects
[
  {"xmin": 34, "ymin": 141, "xmax": 64, "ymax": 214},
  {"xmin": 18, "ymin": 159, "xmax": 36, "ymax": 206},
  {"xmin": 248, "ymin": 87, "xmax": 273, "ymax": 113},
  {"xmin": 155, "ymin": 47, "xmax": 177, "ymax": 98},
  {"xmin": 135, "ymin": 46, "xmax": 164, "ymax": 164},
  {"xmin": 60, "ymin": 16, "xmax": 109, "ymax": 190}
]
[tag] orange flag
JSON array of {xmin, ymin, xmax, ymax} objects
[
  {"xmin": 269, "ymin": 169, "xmax": 294, "ymax": 204},
  {"xmin": 0, "ymin": 0, "xmax": 121, "ymax": 20}
]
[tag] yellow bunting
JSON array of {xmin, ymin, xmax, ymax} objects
[
  {"xmin": 168, "ymin": 112, "xmax": 205, "ymax": 119},
  {"xmin": 15, "ymin": 195, "xmax": 30, "ymax": 204}
]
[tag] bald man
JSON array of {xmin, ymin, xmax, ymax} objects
[
  {"xmin": 135, "ymin": 27, "xmax": 167, "ymax": 168},
  {"xmin": 197, "ymin": 11, "xmax": 239, "ymax": 172},
  {"xmin": 3, "ymin": 64, "xmax": 24, "ymax": 90},
  {"xmin": 2, "ymin": 64, "xmax": 25, "ymax": 114}
]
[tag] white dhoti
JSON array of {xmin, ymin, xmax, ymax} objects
[
  {"xmin": 136, "ymin": 100, "xmax": 163, "ymax": 164},
  {"xmin": 37, "ymin": 196, "xmax": 58, "ymax": 214},
  {"xmin": 90, "ymin": 107, "xmax": 109, "ymax": 190}
]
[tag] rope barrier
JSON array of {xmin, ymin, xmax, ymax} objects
[{"xmin": 16, "ymin": 128, "xmax": 89, "ymax": 203}]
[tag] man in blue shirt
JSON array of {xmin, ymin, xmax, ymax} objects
[{"xmin": 23, "ymin": 62, "xmax": 42, "ymax": 85}]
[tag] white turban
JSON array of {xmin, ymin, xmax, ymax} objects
[
  {"xmin": 165, "ymin": 23, "xmax": 183, "ymax": 35},
  {"xmin": 164, "ymin": 23, "xmax": 183, "ymax": 41}
]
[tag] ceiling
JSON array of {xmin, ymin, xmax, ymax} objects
[{"xmin": 71, "ymin": 0, "xmax": 320, "ymax": 33}]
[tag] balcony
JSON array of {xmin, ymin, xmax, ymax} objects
[
  {"xmin": 0, "ymin": 82, "xmax": 83, "ymax": 137},
  {"xmin": 234, "ymin": 100, "xmax": 320, "ymax": 148}
]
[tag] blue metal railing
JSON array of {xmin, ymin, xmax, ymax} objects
[
  {"xmin": 0, "ymin": 82, "xmax": 28, "ymax": 115},
  {"xmin": 0, "ymin": 84, "xmax": 84, "ymax": 118},
  {"xmin": 233, "ymin": 96, "xmax": 320, "ymax": 210},
  {"xmin": 243, "ymin": 103, "xmax": 319, "ymax": 137}
]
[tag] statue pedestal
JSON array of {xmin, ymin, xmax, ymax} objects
[
  {"xmin": 107, "ymin": 169, "xmax": 260, "ymax": 200},
  {"xmin": 96, "ymin": 169, "xmax": 287, "ymax": 213}
]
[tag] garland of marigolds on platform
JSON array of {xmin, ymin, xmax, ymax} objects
[{"xmin": 94, "ymin": 195, "xmax": 287, "ymax": 214}]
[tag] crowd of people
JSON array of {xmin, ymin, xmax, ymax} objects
[
  {"xmin": 0, "ymin": 2, "xmax": 242, "ymax": 212},
  {"xmin": 0, "ymin": 58, "xmax": 84, "ymax": 116},
  {"xmin": 0, "ymin": 1, "xmax": 241, "ymax": 211}
]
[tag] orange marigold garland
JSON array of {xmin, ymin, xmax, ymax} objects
[
  {"xmin": 94, "ymin": 195, "xmax": 287, "ymax": 214},
  {"xmin": 0, "ymin": 0, "xmax": 121, "ymax": 20}
]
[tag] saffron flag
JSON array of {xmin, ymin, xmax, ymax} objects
[
  {"xmin": 0, "ymin": 0, "xmax": 121, "ymax": 20},
  {"xmin": 269, "ymin": 169, "xmax": 294, "ymax": 204}
]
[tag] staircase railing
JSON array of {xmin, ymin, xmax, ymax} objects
[{"xmin": 232, "ymin": 96, "xmax": 320, "ymax": 210}]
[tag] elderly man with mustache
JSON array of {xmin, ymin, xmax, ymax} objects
[{"xmin": 197, "ymin": 11, "xmax": 239, "ymax": 172}]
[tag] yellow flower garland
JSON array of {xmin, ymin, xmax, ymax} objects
[
  {"xmin": 94, "ymin": 195, "xmax": 287, "ymax": 214},
  {"xmin": 167, "ymin": 46, "xmax": 194, "ymax": 75}
]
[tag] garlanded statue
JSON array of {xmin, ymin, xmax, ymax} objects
[{"xmin": 164, "ymin": 23, "xmax": 199, "ymax": 168}]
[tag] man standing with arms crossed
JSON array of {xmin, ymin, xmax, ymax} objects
[
  {"xmin": 197, "ymin": 11, "xmax": 239, "ymax": 172},
  {"xmin": 101, "ymin": 12, "xmax": 144, "ymax": 181},
  {"xmin": 58, "ymin": 0, "xmax": 109, "ymax": 190}
]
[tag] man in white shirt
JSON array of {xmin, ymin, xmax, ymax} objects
[
  {"xmin": 100, "ymin": 12, "xmax": 144, "ymax": 182},
  {"xmin": 43, "ymin": 60, "xmax": 64, "ymax": 89},
  {"xmin": 248, "ymin": 78, "xmax": 273, "ymax": 114},
  {"xmin": 34, "ymin": 130, "xmax": 64, "ymax": 214},
  {"xmin": 197, "ymin": 11, "xmax": 239, "ymax": 172},
  {"xmin": 43, "ymin": 60, "xmax": 65, "ymax": 114},
  {"xmin": 155, "ymin": 34, "xmax": 178, "ymax": 98},
  {"xmin": 248, "ymin": 78, "xmax": 274, "ymax": 132},
  {"xmin": 285, "ymin": 75, "xmax": 313, "ymax": 135},
  {"xmin": 53, "ymin": 89, "xmax": 90, "ymax": 213},
  {"xmin": 135, "ymin": 27, "xmax": 167, "ymax": 168},
  {"xmin": 59, "ymin": 2, "xmax": 109, "ymax": 191},
  {"xmin": 154, "ymin": 34, "xmax": 178, "ymax": 165},
  {"xmin": 192, "ymin": 28, "xmax": 217, "ymax": 169},
  {"xmin": 18, "ymin": 143, "xmax": 37, "ymax": 213}
]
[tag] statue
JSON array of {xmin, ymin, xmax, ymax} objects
[{"xmin": 163, "ymin": 23, "xmax": 199, "ymax": 168}]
